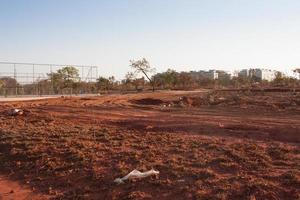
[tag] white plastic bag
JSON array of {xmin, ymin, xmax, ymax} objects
[
  {"xmin": 9, "ymin": 109, "xmax": 23, "ymax": 116},
  {"xmin": 114, "ymin": 169, "xmax": 159, "ymax": 184}
]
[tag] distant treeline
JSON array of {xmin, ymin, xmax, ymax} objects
[{"xmin": 0, "ymin": 59, "xmax": 300, "ymax": 96}]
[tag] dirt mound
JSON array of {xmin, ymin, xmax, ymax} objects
[
  {"xmin": 175, "ymin": 91, "xmax": 300, "ymax": 110},
  {"xmin": 131, "ymin": 98, "xmax": 165, "ymax": 105},
  {"xmin": 175, "ymin": 94, "xmax": 240, "ymax": 107},
  {"xmin": 174, "ymin": 96, "xmax": 204, "ymax": 107}
]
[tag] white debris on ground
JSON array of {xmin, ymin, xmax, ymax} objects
[
  {"xmin": 9, "ymin": 109, "xmax": 24, "ymax": 116},
  {"xmin": 114, "ymin": 169, "xmax": 160, "ymax": 184}
]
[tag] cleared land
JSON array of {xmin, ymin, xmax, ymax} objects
[{"xmin": 0, "ymin": 90, "xmax": 299, "ymax": 200}]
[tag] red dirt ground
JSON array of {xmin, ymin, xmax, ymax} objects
[
  {"xmin": 0, "ymin": 175, "xmax": 49, "ymax": 200},
  {"xmin": 0, "ymin": 90, "xmax": 299, "ymax": 200}
]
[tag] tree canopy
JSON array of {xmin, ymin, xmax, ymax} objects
[
  {"xmin": 48, "ymin": 66, "xmax": 80, "ymax": 93},
  {"xmin": 97, "ymin": 76, "xmax": 115, "ymax": 92}
]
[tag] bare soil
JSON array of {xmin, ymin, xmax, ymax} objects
[
  {"xmin": 0, "ymin": 175, "xmax": 49, "ymax": 200},
  {"xmin": 0, "ymin": 90, "xmax": 299, "ymax": 200}
]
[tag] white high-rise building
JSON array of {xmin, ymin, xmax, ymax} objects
[
  {"xmin": 253, "ymin": 69, "xmax": 277, "ymax": 81},
  {"xmin": 238, "ymin": 68, "xmax": 277, "ymax": 81}
]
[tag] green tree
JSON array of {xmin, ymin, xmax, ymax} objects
[
  {"xmin": 272, "ymin": 72, "xmax": 285, "ymax": 86},
  {"xmin": 163, "ymin": 69, "xmax": 178, "ymax": 88},
  {"xmin": 0, "ymin": 77, "xmax": 18, "ymax": 88},
  {"xmin": 97, "ymin": 76, "xmax": 115, "ymax": 92},
  {"xmin": 231, "ymin": 76, "xmax": 251, "ymax": 88},
  {"xmin": 125, "ymin": 72, "xmax": 145, "ymax": 91},
  {"xmin": 177, "ymin": 72, "xmax": 194, "ymax": 89},
  {"xmin": 57, "ymin": 66, "xmax": 80, "ymax": 88},
  {"xmin": 130, "ymin": 58, "xmax": 156, "ymax": 91},
  {"xmin": 0, "ymin": 77, "xmax": 19, "ymax": 95},
  {"xmin": 271, "ymin": 71, "xmax": 298, "ymax": 87},
  {"xmin": 0, "ymin": 80, "xmax": 5, "ymax": 95},
  {"xmin": 48, "ymin": 66, "xmax": 80, "ymax": 94},
  {"xmin": 153, "ymin": 69, "xmax": 178, "ymax": 89},
  {"xmin": 162, "ymin": 69, "xmax": 178, "ymax": 89},
  {"xmin": 0, "ymin": 80, "xmax": 4, "ymax": 89}
]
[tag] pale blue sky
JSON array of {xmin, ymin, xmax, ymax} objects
[{"xmin": 0, "ymin": 0, "xmax": 300, "ymax": 79}]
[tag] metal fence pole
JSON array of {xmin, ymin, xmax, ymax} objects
[
  {"xmin": 33, "ymin": 64, "xmax": 35, "ymax": 95},
  {"xmin": 50, "ymin": 65, "xmax": 54, "ymax": 95},
  {"xmin": 14, "ymin": 64, "xmax": 17, "ymax": 96}
]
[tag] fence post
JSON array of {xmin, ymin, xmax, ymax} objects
[
  {"xmin": 50, "ymin": 65, "xmax": 54, "ymax": 95},
  {"xmin": 14, "ymin": 64, "xmax": 18, "ymax": 96}
]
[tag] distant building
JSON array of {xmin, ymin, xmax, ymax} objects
[
  {"xmin": 190, "ymin": 70, "xmax": 219, "ymax": 80},
  {"xmin": 190, "ymin": 68, "xmax": 277, "ymax": 81},
  {"xmin": 238, "ymin": 69, "xmax": 252, "ymax": 78},
  {"xmin": 238, "ymin": 68, "xmax": 277, "ymax": 81},
  {"xmin": 207, "ymin": 70, "xmax": 219, "ymax": 80},
  {"xmin": 254, "ymin": 69, "xmax": 277, "ymax": 81},
  {"xmin": 217, "ymin": 70, "xmax": 232, "ymax": 80},
  {"xmin": 229, "ymin": 70, "xmax": 239, "ymax": 79}
]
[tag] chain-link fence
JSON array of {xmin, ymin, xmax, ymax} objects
[{"xmin": 0, "ymin": 62, "xmax": 99, "ymax": 97}]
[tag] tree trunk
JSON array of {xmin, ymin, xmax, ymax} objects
[
  {"xmin": 141, "ymin": 71, "xmax": 155, "ymax": 92},
  {"xmin": 151, "ymin": 83, "xmax": 155, "ymax": 92}
]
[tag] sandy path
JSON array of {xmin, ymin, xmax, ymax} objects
[
  {"xmin": 0, "ymin": 94, "xmax": 98, "ymax": 102},
  {"xmin": 0, "ymin": 97, "xmax": 58, "ymax": 102}
]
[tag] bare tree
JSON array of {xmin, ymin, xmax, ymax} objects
[
  {"xmin": 130, "ymin": 58, "xmax": 156, "ymax": 92},
  {"xmin": 124, "ymin": 72, "xmax": 136, "ymax": 91}
]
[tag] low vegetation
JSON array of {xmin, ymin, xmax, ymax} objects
[{"xmin": 0, "ymin": 59, "xmax": 299, "ymax": 96}]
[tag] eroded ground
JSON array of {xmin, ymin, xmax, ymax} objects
[{"xmin": 0, "ymin": 90, "xmax": 299, "ymax": 200}]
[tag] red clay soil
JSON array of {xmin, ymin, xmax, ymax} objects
[
  {"xmin": 0, "ymin": 175, "xmax": 49, "ymax": 200},
  {"xmin": 0, "ymin": 90, "xmax": 299, "ymax": 200}
]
